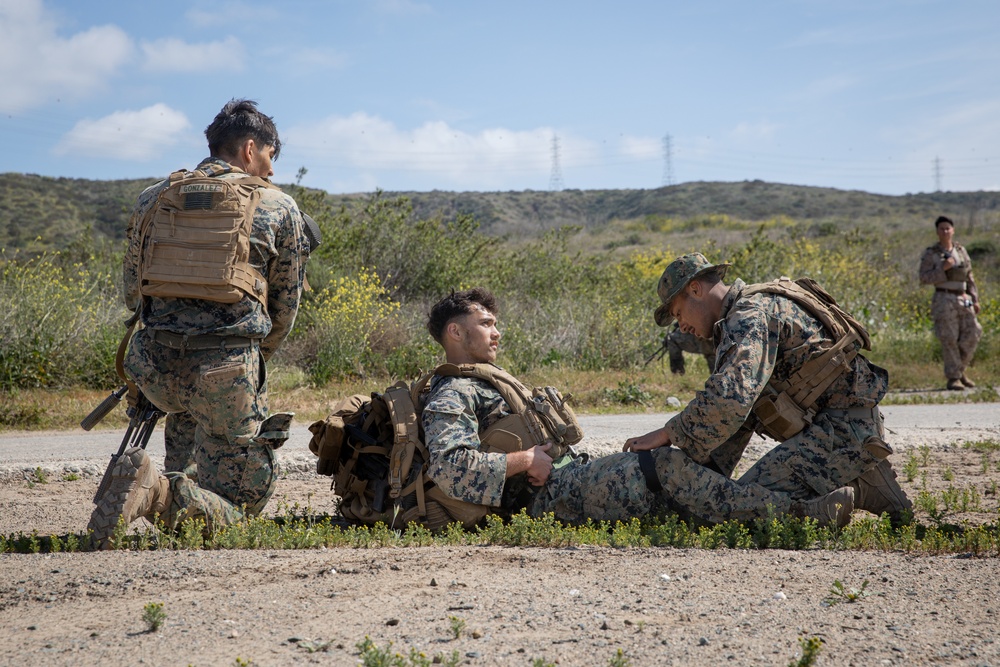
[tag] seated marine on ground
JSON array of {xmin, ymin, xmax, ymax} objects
[
  {"xmin": 311, "ymin": 288, "xmax": 859, "ymax": 531},
  {"xmin": 624, "ymin": 253, "xmax": 913, "ymax": 525}
]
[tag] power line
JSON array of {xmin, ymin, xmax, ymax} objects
[
  {"xmin": 549, "ymin": 133, "xmax": 563, "ymax": 191},
  {"xmin": 662, "ymin": 133, "xmax": 674, "ymax": 187}
]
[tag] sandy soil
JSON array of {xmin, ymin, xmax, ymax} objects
[{"xmin": 1, "ymin": 418, "xmax": 999, "ymax": 666}]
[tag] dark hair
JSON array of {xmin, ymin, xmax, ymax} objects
[
  {"xmin": 935, "ymin": 215, "xmax": 954, "ymax": 229},
  {"xmin": 204, "ymin": 98, "xmax": 281, "ymax": 160},
  {"xmin": 427, "ymin": 288, "xmax": 498, "ymax": 343}
]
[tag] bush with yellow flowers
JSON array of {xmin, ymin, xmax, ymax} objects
[{"xmin": 297, "ymin": 267, "xmax": 400, "ymax": 385}]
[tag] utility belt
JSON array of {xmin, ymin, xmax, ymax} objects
[
  {"xmin": 935, "ymin": 280, "xmax": 967, "ymax": 295},
  {"xmin": 821, "ymin": 405, "xmax": 880, "ymax": 422},
  {"xmin": 151, "ymin": 329, "xmax": 258, "ymax": 353}
]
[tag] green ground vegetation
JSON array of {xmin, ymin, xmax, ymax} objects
[{"xmin": 3, "ymin": 508, "xmax": 999, "ymax": 556}]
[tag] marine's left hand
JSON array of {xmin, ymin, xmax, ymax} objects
[{"xmin": 623, "ymin": 427, "xmax": 671, "ymax": 452}]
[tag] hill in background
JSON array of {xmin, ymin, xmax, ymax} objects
[{"xmin": 2, "ymin": 172, "xmax": 999, "ymax": 252}]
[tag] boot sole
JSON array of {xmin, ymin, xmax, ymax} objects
[{"xmin": 87, "ymin": 448, "xmax": 151, "ymax": 549}]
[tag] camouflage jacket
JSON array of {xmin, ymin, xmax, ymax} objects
[
  {"xmin": 918, "ymin": 242, "xmax": 979, "ymax": 303},
  {"xmin": 421, "ymin": 374, "xmax": 534, "ymax": 510},
  {"xmin": 664, "ymin": 279, "xmax": 889, "ymax": 465},
  {"xmin": 123, "ymin": 157, "xmax": 308, "ymax": 359}
]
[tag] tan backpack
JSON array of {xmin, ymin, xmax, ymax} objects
[
  {"xmin": 307, "ymin": 363, "xmax": 583, "ymax": 531},
  {"xmin": 137, "ymin": 164, "xmax": 279, "ymax": 307},
  {"xmin": 744, "ymin": 277, "xmax": 872, "ymax": 440}
]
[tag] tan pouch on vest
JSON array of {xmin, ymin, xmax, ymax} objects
[{"xmin": 753, "ymin": 390, "xmax": 811, "ymax": 441}]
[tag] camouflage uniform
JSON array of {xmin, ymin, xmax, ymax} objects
[
  {"xmin": 918, "ymin": 242, "xmax": 982, "ymax": 383},
  {"xmin": 665, "ymin": 323, "xmax": 716, "ymax": 374},
  {"xmin": 663, "ymin": 279, "xmax": 890, "ymax": 500},
  {"xmin": 122, "ymin": 157, "xmax": 307, "ymax": 529},
  {"xmin": 422, "ymin": 375, "xmax": 795, "ymax": 525}
]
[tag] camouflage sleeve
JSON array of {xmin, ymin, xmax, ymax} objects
[
  {"xmin": 259, "ymin": 191, "xmax": 307, "ymax": 360},
  {"xmin": 421, "ymin": 383, "xmax": 508, "ymax": 508},
  {"xmin": 919, "ymin": 246, "xmax": 947, "ymax": 285},
  {"xmin": 663, "ymin": 299, "xmax": 778, "ymax": 464}
]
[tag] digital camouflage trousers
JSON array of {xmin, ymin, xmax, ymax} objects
[
  {"xmin": 931, "ymin": 291, "xmax": 982, "ymax": 380},
  {"xmin": 530, "ymin": 446, "xmax": 792, "ymax": 525},
  {"xmin": 125, "ymin": 328, "xmax": 278, "ymax": 531}
]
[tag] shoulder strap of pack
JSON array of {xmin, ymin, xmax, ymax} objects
[
  {"xmin": 743, "ymin": 277, "xmax": 869, "ymax": 413},
  {"xmin": 431, "ymin": 362, "xmax": 532, "ymax": 413},
  {"xmin": 742, "ymin": 277, "xmax": 871, "ymax": 350}
]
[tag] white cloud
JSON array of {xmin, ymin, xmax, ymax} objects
[
  {"xmin": 287, "ymin": 113, "xmax": 591, "ymax": 188},
  {"xmin": 0, "ymin": 0, "xmax": 133, "ymax": 113},
  {"xmin": 55, "ymin": 104, "xmax": 191, "ymax": 161},
  {"xmin": 141, "ymin": 36, "xmax": 245, "ymax": 72},
  {"xmin": 618, "ymin": 135, "xmax": 661, "ymax": 160}
]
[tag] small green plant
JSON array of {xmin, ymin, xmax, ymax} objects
[
  {"xmin": 600, "ymin": 380, "xmax": 653, "ymax": 406},
  {"xmin": 34, "ymin": 467, "xmax": 48, "ymax": 484},
  {"xmin": 297, "ymin": 639, "xmax": 334, "ymax": 653},
  {"xmin": 824, "ymin": 579, "xmax": 870, "ymax": 606},
  {"xmin": 942, "ymin": 466, "xmax": 955, "ymax": 482},
  {"xmin": 609, "ymin": 648, "xmax": 631, "ymax": 666},
  {"xmin": 902, "ymin": 452, "xmax": 919, "ymax": 482},
  {"xmin": 233, "ymin": 658, "xmax": 254, "ymax": 667},
  {"xmin": 965, "ymin": 439, "xmax": 1000, "ymax": 453},
  {"xmin": 448, "ymin": 614, "xmax": 466, "ymax": 639},
  {"xmin": 788, "ymin": 636, "xmax": 824, "ymax": 667},
  {"xmin": 919, "ymin": 444, "xmax": 932, "ymax": 467},
  {"xmin": 356, "ymin": 637, "xmax": 459, "ymax": 667},
  {"xmin": 63, "ymin": 472, "xmax": 80, "ymax": 482},
  {"xmin": 532, "ymin": 659, "xmax": 557, "ymax": 667},
  {"xmin": 142, "ymin": 601, "xmax": 166, "ymax": 632}
]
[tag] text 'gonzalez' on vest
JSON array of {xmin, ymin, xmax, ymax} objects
[{"xmin": 179, "ymin": 183, "xmax": 226, "ymax": 193}]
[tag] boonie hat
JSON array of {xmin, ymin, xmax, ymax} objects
[{"xmin": 653, "ymin": 253, "xmax": 731, "ymax": 327}]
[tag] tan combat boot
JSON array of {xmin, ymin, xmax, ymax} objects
[
  {"xmin": 792, "ymin": 486, "xmax": 855, "ymax": 528},
  {"xmin": 849, "ymin": 438, "xmax": 913, "ymax": 525},
  {"xmin": 960, "ymin": 373, "xmax": 976, "ymax": 388},
  {"xmin": 947, "ymin": 378, "xmax": 965, "ymax": 391},
  {"xmin": 88, "ymin": 447, "xmax": 172, "ymax": 549}
]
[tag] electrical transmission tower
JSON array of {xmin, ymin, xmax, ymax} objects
[
  {"xmin": 662, "ymin": 134, "xmax": 674, "ymax": 187},
  {"xmin": 549, "ymin": 133, "xmax": 564, "ymax": 191},
  {"xmin": 933, "ymin": 156, "xmax": 942, "ymax": 192}
]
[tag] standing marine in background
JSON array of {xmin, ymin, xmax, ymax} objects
[
  {"xmin": 918, "ymin": 215, "xmax": 982, "ymax": 391},
  {"xmin": 88, "ymin": 99, "xmax": 310, "ymax": 547},
  {"xmin": 665, "ymin": 323, "xmax": 716, "ymax": 375}
]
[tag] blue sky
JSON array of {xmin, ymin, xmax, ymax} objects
[{"xmin": 2, "ymin": 0, "xmax": 998, "ymax": 195}]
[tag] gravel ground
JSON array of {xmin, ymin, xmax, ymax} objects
[{"xmin": 1, "ymin": 402, "xmax": 998, "ymax": 666}]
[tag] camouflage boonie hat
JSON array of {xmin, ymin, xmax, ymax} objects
[{"xmin": 653, "ymin": 253, "xmax": 731, "ymax": 327}]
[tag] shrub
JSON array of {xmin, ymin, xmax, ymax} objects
[{"xmin": 295, "ymin": 268, "xmax": 400, "ymax": 384}]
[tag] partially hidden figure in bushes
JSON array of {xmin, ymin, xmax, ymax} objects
[
  {"xmin": 413, "ymin": 288, "xmax": 856, "ymax": 528},
  {"xmin": 625, "ymin": 253, "xmax": 913, "ymax": 525}
]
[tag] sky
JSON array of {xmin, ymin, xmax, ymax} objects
[{"xmin": 2, "ymin": 0, "xmax": 999, "ymax": 196}]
